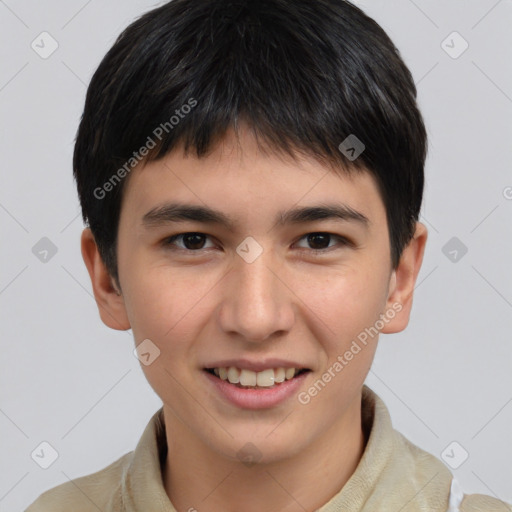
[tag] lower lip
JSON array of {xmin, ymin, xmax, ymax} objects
[{"xmin": 203, "ymin": 370, "xmax": 310, "ymax": 410}]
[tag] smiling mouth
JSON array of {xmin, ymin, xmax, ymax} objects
[{"xmin": 204, "ymin": 367, "xmax": 311, "ymax": 389}]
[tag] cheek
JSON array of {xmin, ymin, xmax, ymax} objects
[
  {"xmin": 123, "ymin": 269, "xmax": 205, "ymax": 396},
  {"xmin": 122, "ymin": 263, "xmax": 217, "ymax": 352},
  {"xmin": 294, "ymin": 269, "xmax": 385, "ymax": 411},
  {"xmin": 296, "ymin": 266, "xmax": 388, "ymax": 395},
  {"xmin": 299, "ymin": 264, "xmax": 387, "ymax": 340},
  {"xmin": 122, "ymin": 277, "xmax": 166, "ymax": 341}
]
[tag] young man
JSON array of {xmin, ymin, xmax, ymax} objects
[{"xmin": 27, "ymin": 0, "xmax": 511, "ymax": 510}]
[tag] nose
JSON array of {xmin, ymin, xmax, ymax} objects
[{"xmin": 217, "ymin": 249, "xmax": 295, "ymax": 343}]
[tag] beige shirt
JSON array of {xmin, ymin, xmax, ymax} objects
[{"xmin": 26, "ymin": 385, "xmax": 511, "ymax": 511}]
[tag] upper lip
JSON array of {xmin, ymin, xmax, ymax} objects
[{"xmin": 204, "ymin": 358, "xmax": 311, "ymax": 373}]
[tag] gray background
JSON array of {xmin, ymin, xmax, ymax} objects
[{"xmin": 1, "ymin": 0, "xmax": 511, "ymax": 510}]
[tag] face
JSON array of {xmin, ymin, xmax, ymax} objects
[{"xmin": 83, "ymin": 126, "xmax": 426, "ymax": 465}]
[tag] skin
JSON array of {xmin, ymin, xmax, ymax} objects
[{"xmin": 82, "ymin": 125, "xmax": 427, "ymax": 512}]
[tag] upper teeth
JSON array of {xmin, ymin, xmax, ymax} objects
[{"xmin": 212, "ymin": 367, "xmax": 302, "ymax": 387}]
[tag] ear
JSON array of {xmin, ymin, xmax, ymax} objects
[
  {"xmin": 380, "ymin": 222, "xmax": 428, "ymax": 334},
  {"xmin": 81, "ymin": 228, "xmax": 131, "ymax": 331}
]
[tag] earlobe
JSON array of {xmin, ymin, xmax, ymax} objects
[
  {"xmin": 381, "ymin": 222, "xmax": 428, "ymax": 334},
  {"xmin": 80, "ymin": 228, "xmax": 131, "ymax": 331}
]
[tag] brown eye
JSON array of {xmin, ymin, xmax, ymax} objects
[
  {"xmin": 306, "ymin": 233, "xmax": 331, "ymax": 250},
  {"xmin": 295, "ymin": 232, "xmax": 348, "ymax": 252},
  {"xmin": 181, "ymin": 233, "xmax": 207, "ymax": 250},
  {"xmin": 162, "ymin": 232, "xmax": 215, "ymax": 251}
]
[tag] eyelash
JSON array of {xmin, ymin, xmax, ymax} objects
[{"xmin": 161, "ymin": 232, "xmax": 351, "ymax": 256}]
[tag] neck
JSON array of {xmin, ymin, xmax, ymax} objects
[{"xmin": 162, "ymin": 395, "xmax": 366, "ymax": 512}]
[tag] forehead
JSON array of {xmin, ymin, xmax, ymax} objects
[{"xmin": 119, "ymin": 128, "xmax": 387, "ymax": 231}]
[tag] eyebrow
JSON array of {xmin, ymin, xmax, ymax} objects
[{"xmin": 141, "ymin": 202, "xmax": 370, "ymax": 230}]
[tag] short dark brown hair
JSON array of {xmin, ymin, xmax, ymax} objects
[{"xmin": 73, "ymin": 0, "xmax": 426, "ymax": 287}]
